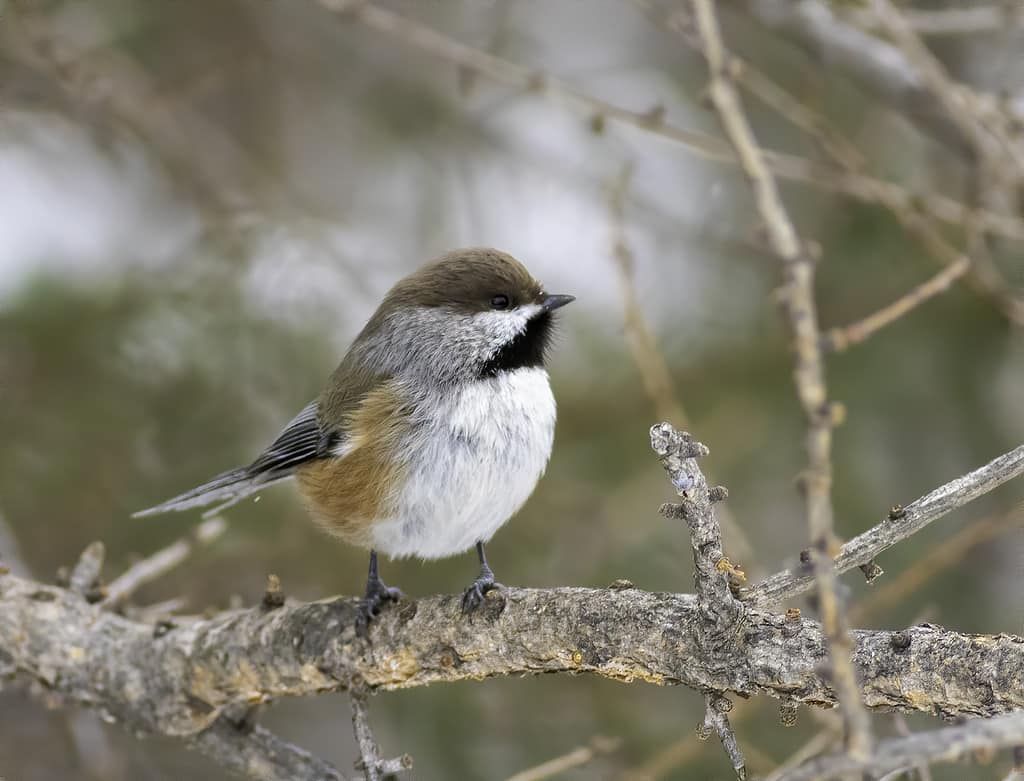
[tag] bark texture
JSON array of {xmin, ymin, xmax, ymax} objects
[{"xmin": 1, "ymin": 572, "xmax": 1021, "ymax": 743}]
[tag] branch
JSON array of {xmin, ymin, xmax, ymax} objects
[
  {"xmin": 314, "ymin": 0, "xmax": 1024, "ymax": 243},
  {"xmin": 776, "ymin": 710, "xmax": 1024, "ymax": 781},
  {"xmin": 824, "ymin": 256, "xmax": 970, "ymax": 353},
  {"xmin": 103, "ymin": 516, "xmax": 227, "ymax": 607},
  {"xmin": 690, "ymin": 0, "xmax": 872, "ymax": 759},
  {"xmin": 732, "ymin": 0, "xmax": 992, "ymax": 159},
  {"xmin": 651, "ymin": 423, "xmax": 746, "ymax": 776},
  {"xmin": 505, "ymin": 736, "xmax": 621, "ymax": 781},
  {"xmin": 2, "ymin": 571, "xmax": 1022, "ymax": 731},
  {"xmin": 746, "ymin": 442, "xmax": 1024, "ymax": 607},
  {"xmin": 188, "ymin": 715, "xmax": 349, "ymax": 781}
]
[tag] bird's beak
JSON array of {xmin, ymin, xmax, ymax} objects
[{"xmin": 541, "ymin": 294, "xmax": 575, "ymax": 312}]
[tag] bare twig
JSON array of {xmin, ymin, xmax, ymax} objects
[
  {"xmin": 612, "ymin": 173, "xmax": 758, "ymax": 570},
  {"xmin": 314, "ymin": 0, "xmax": 1024, "ymax": 243},
  {"xmin": 350, "ymin": 689, "xmax": 381, "ymax": 781},
  {"xmin": 699, "ymin": 693, "xmax": 746, "ymax": 780},
  {"xmin": 892, "ymin": 714, "xmax": 935, "ymax": 781},
  {"xmin": 747, "ymin": 442, "xmax": 1024, "ymax": 607},
  {"xmin": 505, "ymin": 736, "xmax": 622, "ymax": 781},
  {"xmin": 104, "ymin": 517, "xmax": 227, "ymax": 607},
  {"xmin": 652, "ymin": 424, "xmax": 743, "ymax": 630},
  {"xmin": 689, "ymin": 0, "xmax": 872, "ymax": 759},
  {"xmin": 69, "ymin": 541, "xmax": 105, "ymax": 598},
  {"xmin": 868, "ymin": 0, "xmax": 1024, "ymax": 177},
  {"xmin": 825, "ymin": 256, "xmax": 970, "ymax": 352},
  {"xmin": 851, "ymin": 500, "xmax": 1024, "ymax": 625},
  {"xmin": 777, "ymin": 710, "xmax": 1024, "ymax": 781},
  {"xmin": 0, "ymin": 510, "xmax": 31, "ymax": 577},
  {"xmin": 842, "ymin": 5, "xmax": 1022, "ymax": 37},
  {"xmin": 609, "ymin": 168, "xmax": 689, "ymax": 427},
  {"xmin": 189, "ymin": 715, "xmax": 349, "ymax": 781},
  {"xmin": 733, "ymin": 0, "xmax": 999, "ymax": 160},
  {"xmin": 764, "ymin": 727, "xmax": 841, "ymax": 781}
]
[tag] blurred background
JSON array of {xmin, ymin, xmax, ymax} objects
[{"xmin": 1, "ymin": 0, "xmax": 1023, "ymax": 779}]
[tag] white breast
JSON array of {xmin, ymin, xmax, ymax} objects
[{"xmin": 370, "ymin": 367, "xmax": 557, "ymax": 559}]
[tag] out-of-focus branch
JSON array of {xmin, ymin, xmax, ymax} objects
[
  {"xmin": 609, "ymin": 169, "xmax": 689, "ymax": 428},
  {"xmin": 746, "ymin": 442, "xmax": 1024, "ymax": 607},
  {"xmin": 842, "ymin": 5, "xmax": 1023, "ymax": 37},
  {"xmin": 689, "ymin": 0, "xmax": 871, "ymax": 759},
  {"xmin": 188, "ymin": 716, "xmax": 349, "ymax": 781},
  {"xmin": 505, "ymin": 736, "xmax": 621, "ymax": 781},
  {"xmin": 316, "ymin": 0, "xmax": 1024, "ymax": 243},
  {"xmin": 653, "ymin": 3, "xmax": 1024, "ymax": 330},
  {"xmin": 731, "ymin": 0, "xmax": 1004, "ymax": 160},
  {"xmin": 103, "ymin": 517, "xmax": 227, "ymax": 608},
  {"xmin": 0, "ymin": 511, "xmax": 30, "ymax": 578},
  {"xmin": 824, "ymin": 256, "xmax": 971, "ymax": 352},
  {"xmin": 867, "ymin": 0, "xmax": 1024, "ymax": 177},
  {"xmin": 609, "ymin": 171, "xmax": 757, "ymax": 569},
  {"xmin": 777, "ymin": 710, "xmax": 1024, "ymax": 781}
]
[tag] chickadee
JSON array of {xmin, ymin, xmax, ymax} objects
[{"xmin": 135, "ymin": 248, "xmax": 574, "ymax": 625}]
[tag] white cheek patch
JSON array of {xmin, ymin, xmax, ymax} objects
[{"xmin": 472, "ymin": 304, "xmax": 540, "ymax": 345}]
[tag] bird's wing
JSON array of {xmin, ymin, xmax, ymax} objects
[
  {"xmin": 132, "ymin": 400, "xmax": 338, "ymax": 518},
  {"xmin": 248, "ymin": 400, "xmax": 336, "ymax": 474}
]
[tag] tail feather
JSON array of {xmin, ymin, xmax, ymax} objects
[{"xmin": 132, "ymin": 467, "xmax": 270, "ymax": 518}]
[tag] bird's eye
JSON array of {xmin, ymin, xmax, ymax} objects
[{"xmin": 490, "ymin": 294, "xmax": 511, "ymax": 310}]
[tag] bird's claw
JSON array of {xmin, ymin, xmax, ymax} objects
[
  {"xmin": 461, "ymin": 576, "xmax": 503, "ymax": 614},
  {"xmin": 357, "ymin": 580, "xmax": 403, "ymax": 637}
]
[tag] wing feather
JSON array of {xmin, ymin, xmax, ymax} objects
[{"xmin": 132, "ymin": 401, "xmax": 336, "ymax": 517}]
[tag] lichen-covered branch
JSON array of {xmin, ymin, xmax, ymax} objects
[
  {"xmin": 651, "ymin": 423, "xmax": 747, "ymax": 776},
  {"xmin": 746, "ymin": 442, "xmax": 1024, "ymax": 607},
  {"xmin": 2, "ymin": 572, "xmax": 1022, "ymax": 738}
]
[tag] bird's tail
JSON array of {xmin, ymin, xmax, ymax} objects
[{"xmin": 131, "ymin": 467, "xmax": 288, "ymax": 519}]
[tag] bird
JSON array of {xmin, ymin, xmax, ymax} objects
[{"xmin": 134, "ymin": 248, "xmax": 574, "ymax": 627}]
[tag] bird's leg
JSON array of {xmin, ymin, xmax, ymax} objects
[
  {"xmin": 461, "ymin": 541, "xmax": 504, "ymax": 613},
  {"xmin": 358, "ymin": 550, "xmax": 403, "ymax": 635}
]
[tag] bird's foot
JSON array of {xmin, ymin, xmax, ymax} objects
[
  {"xmin": 461, "ymin": 573, "xmax": 504, "ymax": 614},
  {"xmin": 357, "ymin": 578, "xmax": 403, "ymax": 637}
]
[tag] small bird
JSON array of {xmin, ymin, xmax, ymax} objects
[{"xmin": 135, "ymin": 248, "xmax": 574, "ymax": 625}]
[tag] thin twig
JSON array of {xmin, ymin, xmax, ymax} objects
[
  {"xmin": 611, "ymin": 170, "xmax": 757, "ymax": 570},
  {"xmin": 763, "ymin": 727, "xmax": 841, "ymax": 781},
  {"xmin": 892, "ymin": 714, "xmax": 935, "ymax": 781},
  {"xmin": 777, "ymin": 710, "xmax": 1024, "ymax": 781},
  {"xmin": 0, "ymin": 510, "xmax": 31, "ymax": 577},
  {"xmin": 843, "ymin": 5, "xmax": 1022, "ymax": 36},
  {"xmin": 189, "ymin": 715, "xmax": 349, "ymax": 781},
  {"xmin": 689, "ymin": 0, "xmax": 872, "ymax": 760},
  {"xmin": 609, "ymin": 167, "xmax": 689, "ymax": 427},
  {"xmin": 747, "ymin": 442, "xmax": 1024, "ymax": 607},
  {"xmin": 656, "ymin": 3, "xmax": 1023, "ymax": 332},
  {"xmin": 699, "ymin": 693, "xmax": 747, "ymax": 780},
  {"xmin": 505, "ymin": 736, "xmax": 622, "ymax": 781},
  {"xmin": 850, "ymin": 499, "xmax": 1024, "ymax": 625},
  {"xmin": 825, "ymin": 256, "xmax": 971, "ymax": 352},
  {"xmin": 868, "ymin": 0, "xmax": 1024, "ymax": 177},
  {"xmin": 103, "ymin": 517, "xmax": 227, "ymax": 607},
  {"xmin": 69, "ymin": 541, "xmax": 105, "ymax": 597},
  {"xmin": 314, "ymin": 0, "xmax": 1024, "ymax": 243},
  {"xmin": 350, "ymin": 689, "xmax": 381, "ymax": 781},
  {"xmin": 349, "ymin": 689, "xmax": 409, "ymax": 780}
]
